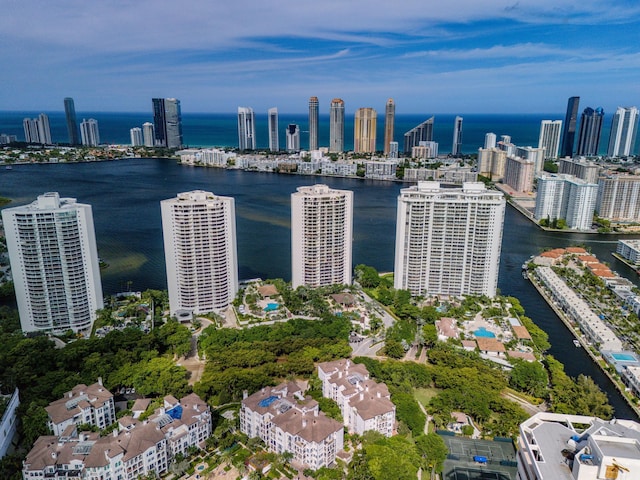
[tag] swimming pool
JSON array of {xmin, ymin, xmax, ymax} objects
[
  {"xmin": 264, "ymin": 302, "xmax": 279, "ymax": 312},
  {"xmin": 474, "ymin": 327, "xmax": 496, "ymax": 338},
  {"xmin": 611, "ymin": 352, "xmax": 637, "ymax": 362}
]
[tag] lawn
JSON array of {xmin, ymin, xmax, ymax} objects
[{"xmin": 414, "ymin": 387, "xmax": 439, "ymax": 406}]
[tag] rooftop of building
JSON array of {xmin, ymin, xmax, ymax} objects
[{"xmin": 45, "ymin": 381, "xmax": 113, "ymax": 425}]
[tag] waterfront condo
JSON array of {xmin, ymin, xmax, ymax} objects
[{"xmin": 161, "ymin": 190, "xmax": 238, "ymax": 316}]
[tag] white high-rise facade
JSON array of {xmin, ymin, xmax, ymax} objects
[
  {"xmin": 291, "ymin": 185, "xmax": 353, "ymax": 289},
  {"xmin": 237, "ymin": 107, "xmax": 256, "ymax": 150},
  {"xmin": 80, "ymin": 118, "xmax": 100, "ymax": 146},
  {"xmin": 538, "ymin": 120, "xmax": 562, "ymax": 159},
  {"xmin": 286, "ymin": 124, "xmax": 300, "ymax": 152},
  {"xmin": 534, "ymin": 173, "xmax": 598, "ymax": 231},
  {"xmin": 130, "ymin": 127, "xmax": 143, "ymax": 146},
  {"xmin": 142, "ymin": 122, "xmax": 155, "ymax": 147},
  {"xmin": 484, "ymin": 132, "xmax": 496, "ymax": 149},
  {"xmin": 2, "ymin": 192, "xmax": 103, "ymax": 334},
  {"xmin": 161, "ymin": 190, "xmax": 238, "ymax": 315},
  {"xmin": 394, "ymin": 182, "xmax": 505, "ymax": 298},
  {"xmin": 23, "ymin": 114, "xmax": 51, "ymax": 144},
  {"xmin": 268, "ymin": 107, "xmax": 279, "ymax": 152},
  {"xmin": 608, "ymin": 106, "xmax": 639, "ymax": 157}
]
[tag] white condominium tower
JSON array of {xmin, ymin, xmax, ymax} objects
[
  {"xmin": 80, "ymin": 118, "xmax": 100, "ymax": 146},
  {"xmin": 394, "ymin": 182, "xmax": 505, "ymax": 298},
  {"xmin": 268, "ymin": 107, "xmax": 279, "ymax": 152},
  {"xmin": 130, "ymin": 127, "xmax": 143, "ymax": 146},
  {"xmin": 161, "ymin": 190, "xmax": 238, "ymax": 315},
  {"xmin": 2, "ymin": 192, "xmax": 103, "ymax": 334},
  {"xmin": 291, "ymin": 185, "xmax": 353, "ymax": 289},
  {"xmin": 608, "ymin": 106, "xmax": 639, "ymax": 157},
  {"xmin": 538, "ymin": 120, "xmax": 562, "ymax": 159},
  {"xmin": 237, "ymin": 107, "xmax": 256, "ymax": 150}
]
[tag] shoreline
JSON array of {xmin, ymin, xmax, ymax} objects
[{"xmin": 526, "ymin": 269, "xmax": 640, "ymax": 418}]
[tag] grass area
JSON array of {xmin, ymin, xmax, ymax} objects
[{"xmin": 414, "ymin": 387, "xmax": 439, "ymax": 406}]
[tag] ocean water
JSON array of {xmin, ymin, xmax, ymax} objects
[{"xmin": 0, "ymin": 111, "xmax": 614, "ymax": 155}]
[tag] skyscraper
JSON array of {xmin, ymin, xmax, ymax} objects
[
  {"xmin": 130, "ymin": 127, "xmax": 143, "ymax": 146},
  {"xmin": 404, "ymin": 117, "xmax": 434, "ymax": 155},
  {"xmin": 354, "ymin": 107, "xmax": 377, "ymax": 153},
  {"xmin": 80, "ymin": 118, "xmax": 100, "ymax": 146},
  {"xmin": 268, "ymin": 107, "xmax": 279, "ymax": 152},
  {"xmin": 561, "ymin": 96, "xmax": 580, "ymax": 157},
  {"xmin": 23, "ymin": 118, "xmax": 40, "ymax": 143},
  {"xmin": 291, "ymin": 184, "xmax": 353, "ymax": 288},
  {"xmin": 394, "ymin": 182, "xmax": 505, "ymax": 297},
  {"xmin": 607, "ymin": 106, "xmax": 639, "ymax": 158},
  {"xmin": 142, "ymin": 122, "xmax": 155, "ymax": 147},
  {"xmin": 576, "ymin": 107, "xmax": 604, "ymax": 156},
  {"xmin": 2, "ymin": 192, "xmax": 103, "ymax": 334},
  {"xmin": 64, "ymin": 97, "xmax": 79, "ymax": 145},
  {"xmin": 286, "ymin": 124, "xmax": 300, "ymax": 152},
  {"xmin": 484, "ymin": 133, "xmax": 497, "ymax": 149},
  {"xmin": 452, "ymin": 116, "xmax": 463, "ymax": 156},
  {"xmin": 329, "ymin": 99, "xmax": 345, "ymax": 153},
  {"xmin": 152, "ymin": 98, "xmax": 183, "ymax": 148},
  {"xmin": 237, "ymin": 107, "xmax": 256, "ymax": 150},
  {"xmin": 384, "ymin": 98, "xmax": 395, "ymax": 155},
  {"xmin": 23, "ymin": 114, "xmax": 51, "ymax": 144},
  {"xmin": 309, "ymin": 96, "xmax": 319, "ymax": 151},
  {"xmin": 538, "ymin": 120, "xmax": 562, "ymax": 159},
  {"xmin": 37, "ymin": 113, "xmax": 52, "ymax": 144},
  {"xmin": 534, "ymin": 174, "xmax": 597, "ymax": 230},
  {"xmin": 161, "ymin": 190, "xmax": 238, "ymax": 315}
]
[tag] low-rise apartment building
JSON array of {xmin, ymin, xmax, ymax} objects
[
  {"xmin": 317, "ymin": 359, "xmax": 395, "ymax": 437},
  {"xmin": 240, "ymin": 381, "xmax": 343, "ymax": 470},
  {"xmin": 24, "ymin": 392, "xmax": 210, "ymax": 480},
  {"xmin": 45, "ymin": 380, "xmax": 115, "ymax": 436}
]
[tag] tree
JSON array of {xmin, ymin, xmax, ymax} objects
[
  {"xmin": 421, "ymin": 324, "xmax": 438, "ymax": 347},
  {"xmin": 415, "ymin": 433, "xmax": 448, "ymax": 473},
  {"xmin": 510, "ymin": 360, "xmax": 548, "ymax": 397},
  {"xmin": 384, "ymin": 339, "xmax": 405, "ymax": 359},
  {"xmin": 355, "ymin": 264, "xmax": 381, "ymax": 288}
]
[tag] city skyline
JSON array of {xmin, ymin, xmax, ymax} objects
[{"xmin": 3, "ymin": 2, "xmax": 640, "ymax": 113}]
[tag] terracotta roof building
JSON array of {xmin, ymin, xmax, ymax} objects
[
  {"xmin": 318, "ymin": 359, "xmax": 395, "ymax": 437},
  {"xmin": 240, "ymin": 381, "xmax": 343, "ymax": 470},
  {"xmin": 45, "ymin": 380, "xmax": 115, "ymax": 436}
]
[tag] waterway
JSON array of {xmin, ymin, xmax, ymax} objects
[{"xmin": 1, "ymin": 158, "xmax": 638, "ymax": 419}]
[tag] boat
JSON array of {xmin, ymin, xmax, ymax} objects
[
  {"xmin": 573, "ymin": 339, "xmax": 581, "ymax": 347},
  {"xmin": 5, "ymin": 166, "xmax": 12, "ymax": 170}
]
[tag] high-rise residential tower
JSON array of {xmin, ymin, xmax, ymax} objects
[
  {"xmin": 2, "ymin": 192, "xmax": 103, "ymax": 334},
  {"xmin": 452, "ymin": 116, "xmax": 463, "ymax": 156},
  {"xmin": 291, "ymin": 185, "xmax": 353, "ymax": 288},
  {"xmin": 286, "ymin": 124, "xmax": 300, "ymax": 152},
  {"xmin": 142, "ymin": 122, "xmax": 155, "ymax": 147},
  {"xmin": 80, "ymin": 118, "xmax": 100, "ymax": 146},
  {"xmin": 268, "ymin": 107, "xmax": 279, "ymax": 152},
  {"xmin": 538, "ymin": 120, "xmax": 562, "ymax": 159},
  {"xmin": 64, "ymin": 97, "xmax": 80, "ymax": 145},
  {"xmin": 484, "ymin": 133, "xmax": 497, "ymax": 149},
  {"xmin": 354, "ymin": 107, "xmax": 377, "ymax": 153},
  {"xmin": 329, "ymin": 99, "xmax": 345, "ymax": 153},
  {"xmin": 561, "ymin": 96, "xmax": 580, "ymax": 157},
  {"xmin": 309, "ymin": 96, "xmax": 319, "ymax": 151},
  {"xmin": 161, "ymin": 190, "xmax": 238, "ymax": 315},
  {"xmin": 394, "ymin": 182, "xmax": 505, "ymax": 298},
  {"xmin": 607, "ymin": 106, "xmax": 639, "ymax": 158},
  {"xmin": 130, "ymin": 127, "xmax": 143, "ymax": 146},
  {"xmin": 384, "ymin": 98, "xmax": 395, "ymax": 155},
  {"xmin": 237, "ymin": 107, "xmax": 256, "ymax": 150},
  {"xmin": 404, "ymin": 117, "xmax": 434, "ymax": 155},
  {"xmin": 576, "ymin": 107, "xmax": 604, "ymax": 156},
  {"xmin": 23, "ymin": 114, "xmax": 51, "ymax": 144},
  {"xmin": 152, "ymin": 98, "xmax": 183, "ymax": 148}
]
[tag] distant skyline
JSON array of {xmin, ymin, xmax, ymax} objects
[{"xmin": 2, "ymin": 2, "xmax": 640, "ymax": 113}]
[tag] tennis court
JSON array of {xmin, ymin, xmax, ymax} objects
[{"xmin": 439, "ymin": 434, "xmax": 518, "ymax": 480}]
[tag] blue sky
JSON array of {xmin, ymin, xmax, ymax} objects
[{"xmin": 2, "ymin": 0, "xmax": 640, "ymax": 114}]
